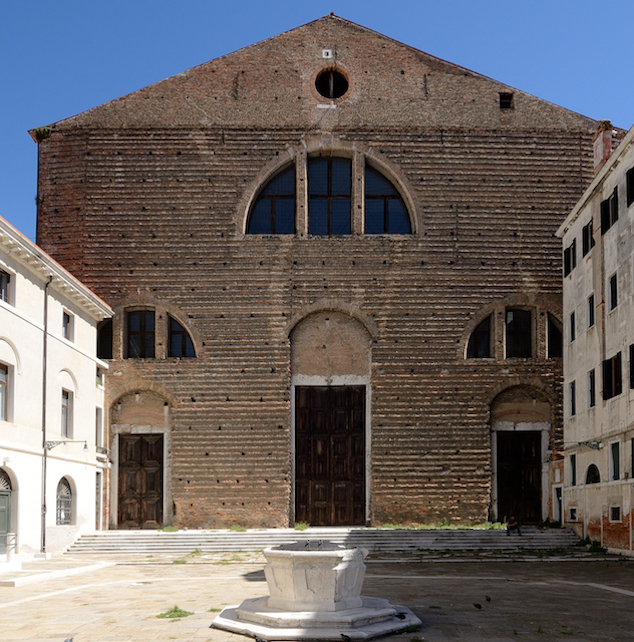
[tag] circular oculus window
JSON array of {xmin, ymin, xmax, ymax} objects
[{"xmin": 315, "ymin": 69, "xmax": 349, "ymax": 100}]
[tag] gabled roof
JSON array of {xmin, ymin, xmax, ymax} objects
[
  {"xmin": 0, "ymin": 216, "xmax": 113, "ymax": 320},
  {"xmin": 31, "ymin": 14, "xmax": 596, "ymax": 134}
]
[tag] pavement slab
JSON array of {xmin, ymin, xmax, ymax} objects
[{"xmin": 0, "ymin": 553, "xmax": 632, "ymax": 641}]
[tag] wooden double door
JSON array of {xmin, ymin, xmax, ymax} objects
[
  {"xmin": 295, "ymin": 386, "xmax": 365, "ymax": 526},
  {"xmin": 118, "ymin": 434, "xmax": 163, "ymax": 529},
  {"xmin": 497, "ymin": 431, "xmax": 542, "ymax": 525}
]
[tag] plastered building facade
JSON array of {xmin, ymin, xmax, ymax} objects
[
  {"xmin": 0, "ymin": 216, "xmax": 112, "ymax": 557},
  {"xmin": 558, "ymin": 124, "xmax": 634, "ymax": 554},
  {"xmin": 32, "ymin": 16, "xmax": 601, "ymax": 529}
]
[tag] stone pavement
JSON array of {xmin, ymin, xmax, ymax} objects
[{"xmin": 0, "ymin": 551, "xmax": 633, "ymax": 641}]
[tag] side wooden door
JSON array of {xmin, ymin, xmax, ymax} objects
[
  {"xmin": 118, "ymin": 434, "xmax": 163, "ymax": 529},
  {"xmin": 295, "ymin": 386, "xmax": 365, "ymax": 526}
]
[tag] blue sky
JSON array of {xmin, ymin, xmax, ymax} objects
[{"xmin": 2, "ymin": 0, "xmax": 633, "ymax": 241}]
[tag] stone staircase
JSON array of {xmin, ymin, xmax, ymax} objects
[{"xmin": 67, "ymin": 526, "xmax": 581, "ymax": 556}]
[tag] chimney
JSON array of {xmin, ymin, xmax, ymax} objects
[{"xmin": 593, "ymin": 120, "xmax": 613, "ymax": 172}]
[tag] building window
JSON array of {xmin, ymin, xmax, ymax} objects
[
  {"xmin": 585, "ymin": 464, "xmax": 600, "ymax": 484},
  {"xmin": 611, "ymin": 442, "xmax": 620, "ymax": 481},
  {"xmin": 499, "ymin": 92, "xmax": 514, "ymax": 109},
  {"xmin": 62, "ymin": 312, "xmax": 74, "ymax": 341},
  {"xmin": 610, "ymin": 506, "xmax": 622, "ymax": 522},
  {"xmin": 168, "ymin": 316, "xmax": 196, "ymax": 358},
  {"xmin": 587, "ymin": 294, "xmax": 595, "ymax": 328},
  {"xmin": 247, "ymin": 165, "xmax": 295, "ymax": 234},
  {"xmin": 600, "ymin": 186, "xmax": 618, "ymax": 234},
  {"xmin": 569, "ymin": 312, "xmax": 575, "ymax": 343},
  {"xmin": 630, "ymin": 344, "xmax": 634, "ymax": 389},
  {"xmin": 56, "ymin": 477, "xmax": 72, "ymax": 525},
  {"xmin": 603, "ymin": 352, "xmax": 622, "ymax": 400},
  {"xmin": 315, "ymin": 69, "xmax": 349, "ymax": 100},
  {"xmin": 97, "ymin": 319, "xmax": 113, "ymax": 360},
  {"xmin": 0, "ymin": 270, "xmax": 9, "ymax": 303},
  {"xmin": 582, "ymin": 219, "xmax": 595, "ymax": 256},
  {"xmin": 569, "ymin": 507, "xmax": 577, "ymax": 521},
  {"xmin": 570, "ymin": 453, "xmax": 577, "ymax": 486},
  {"xmin": 563, "ymin": 239, "xmax": 576, "ymax": 276},
  {"xmin": 61, "ymin": 390, "xmax": 73, "ymax": 438},
  {"xmin": 505, "ymin": 308, "xmax": 533, "ymax": 358},
  {"xmin": 627, "ymin": 167, "xmax": 634, "ymax": 207},
  {"xmin": 569, "ymin": 381, "xmax": 576, "ymax": 416},
  {"xmin": 0, "ymin": 364, "xmax": 7, "ymax": 421},
  {"xmin": 467, "ymin": 315, "xmax": 491, "ymax": 358},
  {"xmin": 364, "ymin": 166, "xmax": 411, "ymax": 234},
  {"xmin": 588, "ymin": 369, "xmax": 596, "ymax": 408},
  {"xmin": 632, "ymin": 438, "xmax": 634, "ymax": 479},
  {"xmin": 308, "ymin": 157, "xmax": 352, "ymax": 236},
  {"xmin": 609, "ymin": 273, "xmax": 618, "ymax": 310},
  {"xmin": 126, "ymin": 310, "xmax": 155, "ymax": 358},
  {"xmin": 548, "ymin": 314, "xmax": 563, "ymax": 358},
  {"xmin": 95, "ymin": 407, "xmax": 103, "ymax": 450}
]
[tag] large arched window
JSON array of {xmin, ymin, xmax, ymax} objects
[
  {"xmin": 246, "ymin": 154, "xmax": 413, "ymax": 236},
  {"xmin": 168, "ymin": 316, "xmax": 196, "ymax": 358},
  {"xmin": 247, "ymin": 165, "xmax": 295, "ymax": 234},
  {"xmin": 56, "ymin": 477, "xmax": 72, "ymax": 525},
  {"xmin": 364, "ymin": 165, "xmax": 411, "ymax": 234},
  {"xmin": 467, "ymin": 316, "xmax": 492, "ymax": 358}
]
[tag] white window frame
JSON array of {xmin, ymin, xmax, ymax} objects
[
  {"xmin": 0, "ymin": 267, "xmax": 13, "ymax": 305},
  {"xmin": 62, "ymin": 310, "xmax": 74, "ymax": 342}
]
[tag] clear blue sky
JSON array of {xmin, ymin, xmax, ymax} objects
[{"xmin": 2, "ymin": 0, "xmax": 633, "ymax": 241}]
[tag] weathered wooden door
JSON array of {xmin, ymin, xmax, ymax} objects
[
  {"xmin": 295, "ymin": 386, "xmax": 365, "ymax": 526},
  {"xmin": 118, "ymin": 434, "xmax": 163, "ymax": 529},
  {"xmin": 497, "ymin": 431, "xmax": 542, "ymax": 524}
]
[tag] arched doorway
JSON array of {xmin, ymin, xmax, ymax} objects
[
  {"xmin": 490, "ymin": 386, "xmax": 552, "ymax": 525},
  {"xmin": 0, "ymin": 469, "xmax": 12, "ymax": 554},
  {"xmin": 110, "ymin": 390, "xmax": 171, "ymax": 529},
  {"xmin": 291, "ymin": 311, "xmax": 372, "ymax": 526}
]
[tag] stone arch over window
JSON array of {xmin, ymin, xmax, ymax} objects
[
  {"xmin": 244, "ymin": 145, "xmax": 415, "ymax": 237},
  {"xmin": 585, "ymin": 464, "xmax": 600, "ymax": 484},
  {"xmin": 56, "ymin": 477, "xmax": 73, "ymax": 525}
]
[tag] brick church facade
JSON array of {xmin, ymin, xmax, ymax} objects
[{"xmin": 33, "ymin": 16, "xmax": 599, "ymax": 529}]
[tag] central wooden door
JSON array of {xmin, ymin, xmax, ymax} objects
[
  {"xmin": 118, "ymin": 434, "xmax": 163, "ymax": 529},
  {"xmin": 295, "ymin": 386, "xmax": 365, "ymax": 526},
  {"xmin": 497, "ymin": 431, "xmax": 542, "ymax": 525}
]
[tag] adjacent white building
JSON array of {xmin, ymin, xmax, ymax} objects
[
  {"xmin": 0, "ymin": 216, "xmax": 112, "ymax": 557},
  {"xmin": 557, "ymin": 124, "xmax": 634, "ymax": 555}
]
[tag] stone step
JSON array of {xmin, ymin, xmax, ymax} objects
[{"xmin": 67, "ymin": 527, "xmax": 580, "ymax": 555}]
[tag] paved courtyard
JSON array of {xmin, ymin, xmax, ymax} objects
[{"xmin": 0, "ymin": 552, "xmax": 633, "ymax": 641}]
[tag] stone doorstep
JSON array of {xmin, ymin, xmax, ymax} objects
[
  {"xmin": 0, "ymin": 561, "xmax": 115, "ymax": 587},
  {"xmin": 213, "ymin": 597, "xmax": 422, "ymax": 640}
]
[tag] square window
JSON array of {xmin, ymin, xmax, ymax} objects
[
  {"xmin": 61, "ymin": 389, "xmax": 73, "ymax": 438},
  {"xmin": 569, "ymin": 507, "xmax": 577, "ymax": 521},
  {"xmin": 582, "ymin": 219, "xmax": 595, "ymax": 256},
  {"xmin": 62, "ymin": 311, "xmax": 74, "ymax": 341},
  {"xmin": 611, "ymin": 442, "xmax": 620, "ymax": 481},
  {"xmin": 587, "ymin": 294, "xmax": 595, "ymax": 328},
  {"xmin": 588, "ymin": 369, "xmax": 596, "ymax": 408},
  {"xmin": 609, "ymin": 273, "xmax": 618, "ymax": 311},
  {"xmin": 499, "ymin": 92, "xmax": 514, "ymax": 109},
  {"xmin": 610, "ymin": 506, "xmax": 621, "ymax": 522},
  {"xmin": 0, "ymin": 270, "xmax": 10, "ymax": 303}
]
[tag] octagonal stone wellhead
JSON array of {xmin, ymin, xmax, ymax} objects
[{"xmin": 263, "ymin": 541, "xmax": 368, "ymax": 612}]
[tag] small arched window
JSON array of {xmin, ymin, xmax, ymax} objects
[
  {"xmin": 467, "ymin": 316, "xmax": 492, "ymax": 358},
  {"xmin": 168, "ymin": 316, "xmax": 196, "ymax": 358},
  {"xmin": 0, "ymin": 468, "xmax": 11, "ymax": 491},
  {"xmin": 585, "ymin": 464, "xmax": 600, "ymax": 484},
  {"xmin": 56, "ymin": 477, "xmax": 72, "ymax": 525},
  {"xmin": 364, "ymin": 166, "xmax": 411, "ymax": 234},
  {"xmin": 247, "ymin": 165, "xmax": 295, "ymax": 234}
]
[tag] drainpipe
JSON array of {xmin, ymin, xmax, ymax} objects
[{"xmin": 40, "ymin": 275, "xmax": 53, "ymax": 553}]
